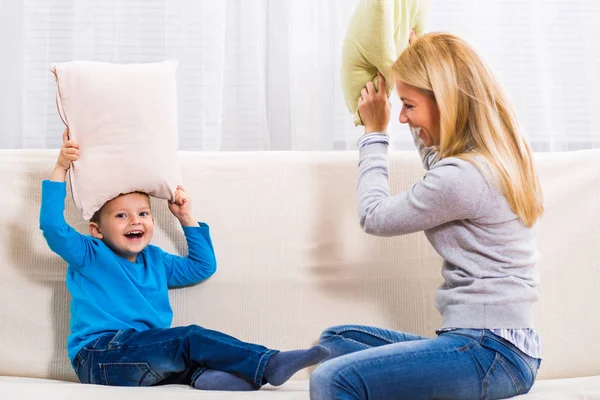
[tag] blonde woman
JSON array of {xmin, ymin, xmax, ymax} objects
[{"xmin": 310, "ymin": 33, "xmax": 544, "ymax": 400}]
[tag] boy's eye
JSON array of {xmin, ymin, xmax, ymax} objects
[
  {"xmin": 116, "ymin": 213, "xmax": 126, "ymax": 218},
  {"xmin": 139, "ymin": 211, "xmax": 149, "ymax": 217}
]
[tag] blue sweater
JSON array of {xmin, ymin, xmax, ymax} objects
[{"xmin": 39, "ymin": 180, "xmax": 217, "ymax": 363}]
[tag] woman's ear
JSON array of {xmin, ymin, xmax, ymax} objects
[
  {"xmin": 409, "ymin": 29, "xmax": 416, "ymax": 45},
  {"xmin": 89, "ymin": 222, "xmax": 103, "ymax": 239}
]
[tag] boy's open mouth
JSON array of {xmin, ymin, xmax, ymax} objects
[{"xmin": 124, "ymin": 230, "xmax": 144, "ymax": 240}]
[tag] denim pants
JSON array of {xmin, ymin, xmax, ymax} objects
[
  {"xmin": 310, "ymin": 325, "xmax": 541, "ymax": 400},
  {"xmin": 73, "ymin": 325, "xmax": 277, "ymax": 387}
]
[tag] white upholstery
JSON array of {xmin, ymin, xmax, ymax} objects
[
  {"xmin": 0, "ymin": 376, "xmax": 599, "ymax": 400},
  {"xmin": 1, "ymin": 149, "xmax": 599, "ymax": 398}
]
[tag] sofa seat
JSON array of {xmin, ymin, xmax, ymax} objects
[{"xmin": 1, "ymin": 375, "xmax": 600, "ymax": 399}]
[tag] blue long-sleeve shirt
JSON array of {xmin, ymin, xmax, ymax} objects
[{"xmin": 39, "ymin": 180, "xmax": 217, "ymax": 363}]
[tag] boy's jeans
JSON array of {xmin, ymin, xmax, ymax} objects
[
  {"xmin": 73, "ymin": 325, "xmax": 277, "ymax": 387},
  {"xmin": 310, "ymin": 325, "xmax": 541, "ymax": 400}
]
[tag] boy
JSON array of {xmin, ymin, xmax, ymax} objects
[{"xmin": 40, "ymin": 130, "xmax": 328, "ymax": 390}]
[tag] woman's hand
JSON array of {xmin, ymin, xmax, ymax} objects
[{"xmin": 358, "ymin": 72, "xmax": 391, "ymax": 134}]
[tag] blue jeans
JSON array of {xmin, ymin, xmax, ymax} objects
[
  {"xmin": 310, "ymin": 325, "xmax": 541, "ymax": 400},
  {"xmin": 73, "ymin": 325, "xmax": 277, "ymax": 387}
]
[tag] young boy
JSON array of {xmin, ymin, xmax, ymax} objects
[{"xmin": 40, "ymin": 130, "xmax": 328, "ymax": 390}]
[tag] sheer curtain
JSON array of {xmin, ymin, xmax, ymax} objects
[{"xmin": 1, "ymin": 0, "xmax": 598, "ymax": 151}]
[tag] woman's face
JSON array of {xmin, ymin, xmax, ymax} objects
[{"xmin": 396, "ymin": 80, "xmax": 441, "ymax": 148}]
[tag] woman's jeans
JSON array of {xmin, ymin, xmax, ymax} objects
[
  {"xmin": 73, "ymin": 325, "xmax": 277, "ymax": 387},
  {"xmin": 310, "ymin": 325, "xmax": 541, "ymax": 400}
]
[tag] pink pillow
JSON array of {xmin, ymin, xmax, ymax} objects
[{"xmin": 51, "ymin": 61, "xmax": 182, "ymax": 220}]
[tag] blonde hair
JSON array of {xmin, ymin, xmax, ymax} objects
[{"xmin": 389, "ymin": 32, "xmax": 543, "ymax": 227}]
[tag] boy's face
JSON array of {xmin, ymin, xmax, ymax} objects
[{"xmin": 89, "ymin": 193, "xmax": 154, "ymax": 262}]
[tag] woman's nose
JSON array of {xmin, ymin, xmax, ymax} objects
[{"xmin": 399, "ymin": 111, "xmax": 409, "ymax": 124}]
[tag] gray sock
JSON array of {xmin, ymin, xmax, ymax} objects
[
  {"xmin": 263, "ymin": 345, "xmax": 330, "ymax": 386},
  {"xmin": 193, "ymin": 370, "xmax": 257, "ymax": 391}
]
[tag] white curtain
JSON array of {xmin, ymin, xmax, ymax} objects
[{"xmin": 1, "ymin": 0, "xmax": 598, "ymax": 151}]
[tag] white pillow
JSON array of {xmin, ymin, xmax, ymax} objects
[{"xmin": 51, "ymin": 60, "xmax": 182, "ymax": 220}]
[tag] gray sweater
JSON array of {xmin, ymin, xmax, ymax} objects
[{"xmin": 357, "ymin": 130, "xmax": 539, "ymax": 329}]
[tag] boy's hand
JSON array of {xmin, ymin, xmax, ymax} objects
[
  {"xmin": 168, "ymin": 185, "xmax": 197, "ymax": 226},
  {"xmin": 51, "ymin": 128, "xmax": 79, "ymax": 182},
  {"xmin": 56, "ymin": 129, "xmax": 79, "ymax": 170}
]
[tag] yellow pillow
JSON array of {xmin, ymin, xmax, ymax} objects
[{"xmin": 341, "ymin": 0, "xmax": 429, "ymax": 126}]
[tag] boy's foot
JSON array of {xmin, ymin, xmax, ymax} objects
[
  {"xmin": 263, "ymin": 345, "xmax": 330, "ymax": 386},
  {"xmin": 193, "ymin": 370, "xmax": 257, "ymax": 391}
]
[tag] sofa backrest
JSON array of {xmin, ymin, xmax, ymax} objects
[{"xmin": 0, "ymin": 149, "xmax": 598, "ymax": 382}]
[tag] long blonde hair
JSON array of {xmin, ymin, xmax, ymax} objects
[{"xmin": 390, "ymin": 33, "xmax": 543, "ymax": 227}]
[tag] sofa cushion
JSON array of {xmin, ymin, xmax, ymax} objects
[
  {"xmin": 1, "ymin": 376, "xmax": 599, "ymax": 399},
  {"xmin": 0, "ymin": 377, "xmax": 310, "ymax": 399}
]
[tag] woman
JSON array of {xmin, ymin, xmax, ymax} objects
[{"xmin": 310, "ymin": 32, "xmax": 544, "ymax": 400}]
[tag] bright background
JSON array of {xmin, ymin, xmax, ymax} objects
[{"xmin": 1, "ymin": 0, "xmax": 598, "ymax": 152}]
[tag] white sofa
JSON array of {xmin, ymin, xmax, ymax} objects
[{"xmin": 1, "ymin": 149, "xmax": 599, "ymax": 399}]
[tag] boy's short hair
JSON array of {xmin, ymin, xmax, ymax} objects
[{"xmin": 89, "ymin": 192, "xmax": 151, "ymax": 224}]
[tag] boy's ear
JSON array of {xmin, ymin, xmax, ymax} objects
[{"xmin": 89, "ymin": 222, "xmax": 103, "ymax": 239}]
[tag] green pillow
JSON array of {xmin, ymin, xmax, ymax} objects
[{"xmin": 341, "ymin": 0, "xmax": 429, "ymax": 126}]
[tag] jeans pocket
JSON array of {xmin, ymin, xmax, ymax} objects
[
  {"xmin": 482, "ymin": 353, "xmax": 527, "ymax": 400},
  {"xmin": 99, "ymin": 362, "xmax": 160, "ymax": 386},
  {"xmin": 73, "ymin": 349, "xmax": 89, "ymax": 383}
]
